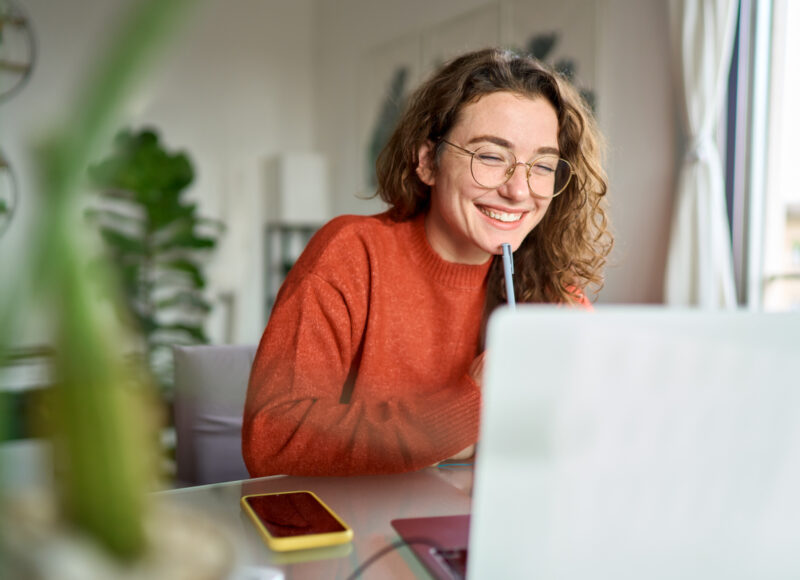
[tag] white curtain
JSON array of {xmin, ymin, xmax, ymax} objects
[{"xmin": 664, "ymin": 0, "xmax": 739, "ymax": 308}]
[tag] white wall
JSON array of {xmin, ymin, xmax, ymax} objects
[
  {"xmin": 2, "ymin": 0, "xmax": 677, "ymax": 356},
  {"xmin": 2, "ymin": 0, "xmax": 316, "ymax": 346},
  {"xmin": 2, "ymin": 0, "xmax": 138, "ymax": 345},
  {"xmin": 312, "ymin": 0, "xmax": 502, "ymax": 218},
  {"xmin": 132, "ymin": 0, "xmax": 317, "ymax": 344},
  {"xmin": 595, "ymin": 0, "xmax": 676, "ymax": 304},
  {"xmin": 312, "ymin": 0, "xmax": 677, "ymax": 304}
]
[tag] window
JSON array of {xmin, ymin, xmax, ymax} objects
[
  {"xmin": 761, "ymin": 0, "xmax": 800, "ymax": 310},
  {"xmin": 726, "ymin": 0, "xmax": 799, "ymax": 311}
]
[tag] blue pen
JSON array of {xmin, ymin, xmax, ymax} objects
[{"xmin": 501, "ymin": 243, "xmax": 516, "ymax": 310}]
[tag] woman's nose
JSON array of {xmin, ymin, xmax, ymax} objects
[{"xmin": 499, "ymin": 163, "xmax": 530, "ymax": 201}]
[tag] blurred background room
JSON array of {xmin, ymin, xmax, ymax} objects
[{"xmin": 0, "ymin": 0, "xmax": 797, "ymax": 574}]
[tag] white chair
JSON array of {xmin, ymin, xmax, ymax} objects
[{"xmin": 172, "ymin": 344, "xmax": 257, "ymax": 486}]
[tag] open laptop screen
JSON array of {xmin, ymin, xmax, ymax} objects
[{"xmin": 469, "ymin": 306, "xmax": 800, "ymax": 580}]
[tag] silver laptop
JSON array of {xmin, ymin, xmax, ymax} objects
[{"xmin": 466, "ymin": 306, "xmax": 800, "ymax": 579}]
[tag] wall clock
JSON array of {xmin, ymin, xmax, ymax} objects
[{"xmin": 0, "ymin": 0, "xmax": 36, "ymax": 103}]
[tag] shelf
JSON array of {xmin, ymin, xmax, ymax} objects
[{"xmin": 264, "ymin": 222, "xmax": 320, "ymax": 317}]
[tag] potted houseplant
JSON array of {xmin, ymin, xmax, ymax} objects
[{"xmin": 87, "ymin": 127, "xmax": 223, "ymax": 394}]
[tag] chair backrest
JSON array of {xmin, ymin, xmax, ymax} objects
[{"xmin": 172, "ymin": 344, "xmax": 257, "ymax": 486}]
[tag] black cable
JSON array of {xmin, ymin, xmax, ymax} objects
[{"xmin": 344, "ymin": 536, "xmax": 444, "ymax": 580}]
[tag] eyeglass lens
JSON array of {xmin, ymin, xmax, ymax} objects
[{"xmin": 470, "ymin": 144, "xmax": 572, "ymax": 197}]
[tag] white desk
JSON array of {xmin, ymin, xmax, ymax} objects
[{"xmin": 157, "ymin": 465, "xmax": 473, "ymax": 579}]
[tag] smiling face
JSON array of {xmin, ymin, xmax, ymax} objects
[{"xmin": 417, "ymin": 91, "xmax": 560, "ymax": 265}]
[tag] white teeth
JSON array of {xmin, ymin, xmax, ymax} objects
[{"xmin": 479, "ymin": 206, "xmax": 523, "ymax": 223}]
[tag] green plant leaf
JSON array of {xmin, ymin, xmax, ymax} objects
[
  {"xmin": 151, "ymin": 218, "xmax": 217, "ymax": 250},
  {"xmin": 155, "ymin": 258, "xmax": 204, "ymax": 287},
  {"xmin": 99, "ymin": 227, "xmax": 147, "ymax": 255},
  {"xmin": 151, "ymin": 203, "xmax": 197, "ymax": 231},
  {"xmin": 150, "ymin": 215, "xmax": 196, "ymax": 244}
]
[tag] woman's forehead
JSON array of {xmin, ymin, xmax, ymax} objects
[{"xmin": 449, "ymin": 92, "xmax": 559, "ymax": 150}]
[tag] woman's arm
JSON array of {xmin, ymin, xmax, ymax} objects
[{"xmin": 242, "ymin": 271, "xmax": 481, "ymax": 477}]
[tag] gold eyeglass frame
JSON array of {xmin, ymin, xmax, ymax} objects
[{"xmin": 440, "ymin": 139, "xmax": 574, "ymax": 198}]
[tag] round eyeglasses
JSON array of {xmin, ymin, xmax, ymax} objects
[{"xmin": 440, "ymin": 139, "xmax": 574, "ymax": 198}]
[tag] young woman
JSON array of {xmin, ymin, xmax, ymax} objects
[{"xmin": 242, "ymin": 48, "xmax": 612, "ymax": 476}]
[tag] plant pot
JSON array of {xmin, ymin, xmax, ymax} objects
[{"xmin": 0, "ymin": 490, "xmax": 234, "ymax": 580}]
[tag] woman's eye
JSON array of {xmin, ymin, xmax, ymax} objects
[
  {"xmin": 533, "ymin": 163, "xmax": 556, "ymax": 174},
  {"xmin": 477, "ymin": 153, "xmax": 506, "ymax": 164}
]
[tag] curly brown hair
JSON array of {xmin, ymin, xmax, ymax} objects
[{"xmin": 375, "ymin": 47, "xmax": 612, "ymax": 317}]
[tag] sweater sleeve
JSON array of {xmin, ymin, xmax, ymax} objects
[{"xmin": 242, "ymin": 251, "xmax": 481, "ymax": 477}]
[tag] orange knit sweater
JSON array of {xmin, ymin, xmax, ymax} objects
[{"xmin": 242, "ymin": 212, "xmax": 491, "ymax": 476}]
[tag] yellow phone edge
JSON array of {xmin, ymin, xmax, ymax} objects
[{"xmin": 240, "ymin": 490, "xmax": 354, "ymax": 552}]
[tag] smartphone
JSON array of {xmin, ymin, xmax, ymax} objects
[{"xmin": 240, "ymin": 490, "xmax": 353, "ymax": 552}]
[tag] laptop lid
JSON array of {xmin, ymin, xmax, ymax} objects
[
  {"xmin": 391, "ymin": 514, "xmax": 470, "ymax": 580},
  {"xmin": 469, "ymin": 306, "xmax": 800, "ymax": 580}
]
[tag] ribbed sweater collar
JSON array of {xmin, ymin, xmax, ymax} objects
[{"xmin": 405, "ymin": 213, "xmax": 492, "ymax": 289}]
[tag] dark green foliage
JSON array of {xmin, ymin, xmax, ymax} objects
[
  {"xmin": 367, "ymin": 67, "xmax": 409, "ymax": 188},
  {"xmin": 553, "ymin": 58, "xmax": 575, "ymax": 81},
  {"xmin": 527, "ymin": 32, "xmax": 558, "ymax": 61},
  {"xmin": 88, "ymin": 128, "xmax": 222, "ymax": 392}
]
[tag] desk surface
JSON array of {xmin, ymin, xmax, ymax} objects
[{"xmin": 157, "ymin": 465, "xmax": 474, "ymax": 579}]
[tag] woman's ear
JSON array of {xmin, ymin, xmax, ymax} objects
[{"xmin": 416, "ymin": 140, "xmax": 436, "ymax": 186}]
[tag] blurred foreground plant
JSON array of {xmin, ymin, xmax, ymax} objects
[{"xmin": 0, "ymin": 0, "xmax": 193, "ymax": 561}]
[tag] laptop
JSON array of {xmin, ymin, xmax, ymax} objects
[{"xmin": 393, "ymin": 306, "xmax": 800, "ymax": 580}]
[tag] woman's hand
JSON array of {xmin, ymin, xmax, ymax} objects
[
  {"xmin": 446, "ymin": 444, "xmax": 475, "ymax": 461},
  {"xmin": 468, "ymin": 351, "xmax": 486, "ymax": 389}
]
